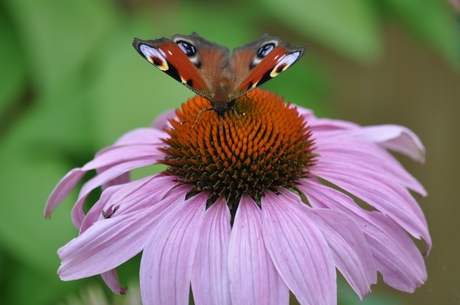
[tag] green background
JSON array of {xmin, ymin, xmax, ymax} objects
[{"xmin": 0, "ymin": 0, "xmax": 459, "ymax": 304}]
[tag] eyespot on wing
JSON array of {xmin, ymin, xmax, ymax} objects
[
  {"xmin": 270, "ymin": 51, "xmax": 302, "ymax": 77},
  {"xmin": 138, "ymin": 44, "xmax": 169, "ymax": 71}
]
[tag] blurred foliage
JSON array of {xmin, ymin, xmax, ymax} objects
[{"xmin": 0, "ymin": 0, "xmax": 457, "ymax": 304}]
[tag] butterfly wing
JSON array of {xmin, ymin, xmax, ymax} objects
[
  {"xmin": 133, "ymin": 33, "xmax": 305, "ymax": 115},
  {"xmin": 230, "ymin": 34, "xmax": 306, "ymax": 100},
  {"xmin": 133, "ymin": 33, "xmax": 230, "ymax": 100}
]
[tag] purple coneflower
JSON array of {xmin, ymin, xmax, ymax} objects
[{"xmin": 45, "ymin": 89, "xmax": 430, "ymax": 305}]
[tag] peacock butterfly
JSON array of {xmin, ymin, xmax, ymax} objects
[{"xmin": 133, "ymin": 32, "xmax": 306, "ymax": 116}]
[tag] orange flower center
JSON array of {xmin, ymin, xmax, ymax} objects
[{"xmin": 159, "ymin": 88, "xmax": 315, "ymax": 211}]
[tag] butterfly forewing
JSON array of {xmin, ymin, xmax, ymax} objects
[
  {"xmin": 231, "ymin": 39, "xmax": 306, "ymax": 98},
  {"xmin": 133, "ymin": 37, "xmax": 212, "ymax": 97}
]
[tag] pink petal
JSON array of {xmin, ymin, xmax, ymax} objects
[
  {"xmin": 312, "ymin": 164, "xmax": 430, "ymax": 246},
  {"xmin": 296, "ymin": 106, "xmax": 359, "ymax": 132},
  {"xmin": 261, "ymin": 190, "xmax": 336, "ymax": 305},
  {"xmin": 101, "ymin": 270, "xmax": 127, "ymax": 295},
  {"xmin": 58, "ymin": 185, "xmax": 190, "ymax": 280},
  {"xmin": 191, "ymin": 198, "xmax": 232, "ymax": 305},
  {"xmin": 314, "ymin": 138, "xmax": 426, "ymax": 195},
  {"xmin": 80, "ymin": 175, "xmax": 177, "ymax": 233},
  {"xmin": 301, "ymin": 207, "xmax": 377, "ymax": 299},
  {"xmin": 80, "ymin": 183, "xmax": 125, "ymax": 233},
  {"xmin": 312, "ymin": 143, "xmax": 426, "ymax": 220},
  {"xmin": 353, "ymin": 125, "xmax": 425, "ymax": 163},
  {"xmin": 364, "ymin": 212, "xmax": 427, "ymax": 292},
  {"xmin": 84, "ymin": 145, "xmax": 163, "ymax": 171},
  {"xmin": 297, "ymin": 106, "xmax": 426, "ymax": 163},
  {"xmin": 228, "ymin": 195, "xmax": 289, "ymax": 305},
  {"xmin": 101, "ymin": 171, "xmax": 130, "ymax": 189},
  {"xmin": 299, "ymin": 179, "xmax": 428, "ymax": 290},
  {"xmin": 314, "ymin": 124, "xmax": 425, "ymax": 164},
  {"xmin": 44, "ymin": 168, "xmax": 86, "ymax": 218},
  {"xmin": 140, "ymin": 192, "xmax": 207, "ymax": 305},
  {"xmin": 71, "ymin": 158, "xmax": 158, "ymax": 227},
  {"xmin": 45, "ymin": 132, "xmax": 166, "ymax": 220},
  {"xmin": 114, "ymin": 128, "xmax": 166, "ymax": 146},
  {"xmin": 151, "ymin": 109, "xmax": 177, "ymax": 130}
]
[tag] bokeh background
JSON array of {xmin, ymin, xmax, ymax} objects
[{"xmin": 0, "ymin": 0, "xmax": 459, "ymax": 304}]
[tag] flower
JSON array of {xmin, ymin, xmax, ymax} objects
[{"xmin": 45, "ymin": 88, "xmax": 431, "ymax": 305}]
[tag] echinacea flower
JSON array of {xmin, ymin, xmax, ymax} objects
[{"xmin": 45, "ymin": 88, "xmax": 431, "ymax": 305}]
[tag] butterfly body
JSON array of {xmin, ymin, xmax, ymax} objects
[{"xmin": 133, "ymin": 32, "xmax": 306, "ymax": 115}]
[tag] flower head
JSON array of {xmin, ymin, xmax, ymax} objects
[
  {"xmin": 46, "ymin": 89, "xmax": 430, "ymax": 305},
  {"xmin": 160, "ymin": 91, "xmax": 315, "ymax": 219}
]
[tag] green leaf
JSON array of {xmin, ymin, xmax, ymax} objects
[
  {"xmin": 263, "ymin": 0, "xmax": 381, "ymax": 62},
  {"xmin": 2, "ymin": 73, "xmax": 94, "ymax": 158},
  {"xmin": 0, "ymin": 74, "xmax": 92, "ymax": 277},
  {"xmin": 178, "ymin": 2, "xmax": 258, "ymax": 45},
  {"xmin": 0, "ymin": 153, "xmax": 77, "ymax": 276},
  {"xmin": 0, "ymin": 10, "xmax": 26, "ymax": 114},
  {"xmin": 4, "ymin": 261, "xmax": 79, "ymax": 305},
  {"xmin": 4, "ymin": 0, "xmax": 116, "ymax": 93}
]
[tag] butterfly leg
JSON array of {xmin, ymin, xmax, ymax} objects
[
  {"xmin": 232, "ymin": 108, "xmax": 243, "ymax": 127},
  {"xmin": 179, "ymin": 106, "xmax": 213, "ymax": 127}
]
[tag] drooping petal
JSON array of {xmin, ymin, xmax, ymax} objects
[
  {"xmin": 346, "ymin": 125, "xmax": 425, "ymax": 163},
  {"xmin": 151, "ymin": 109, "xmax": 176, "ymax": 130},
  {"xmin": 298, "ymin": 204, "xmax": 377, "ymax": 298},
  {"xmin": 363, "ymin": 212, "xmax": 427, "ymax": 292},
  {"xmin": 100, "ymin": 269, "xmax": 127, "ymax": 295},
  {"xmin": 113, "ymin": 128, "xmax": 167, "ymax": 146},
  {"xmin": 83, "ymin": 145, "xmax": 164, "ymax": 171},
  {"xmin": 228, "ymin": 195, "xmax": 289, "ymax": 305},
  {"xmin": 101, "ymin": 171, "xmax": 130, "ymax": 189},
  {"xmin": 299, "ymin": 179, "xmax": 428, "ymax": 290},
  {"xmin": 261, "ymin": 190, "xmax": 336, "ymax": 305},
  {"xmin": 140, "ymin": 192, "xmax": 207, "ymax": 305},
  {"xmin": 58, "ymin": 185, "xmax": 190, "ymax": 280},
  {"xmin": 80, "ymin": 175, "xmax": 177, "ymax": 233},
  {"xmin": 191, "ymin": 198, "xmax": 232, "ymax": 305},
  {"xmin": 298, "ymin": 106, "xmax": 426, "ymax": 163},
  {"xmin": 312, "ymin": 163, "xmax": 430, "ymax": 246},
  {"xmin": 80, "ymin": 182, "xmax": 125, "ymax": 233},
  {"xmin": 45, "ymin": 168, "xmax": 86, "ymax": 218},
  {"xmin": 314, "ymin": 138, "xmax": 426, "ymax": 195},
  {"xmin": 312, "ymin": 143, "xmax": 428, "ymax": 228},
  {"xmin": 58, "ymin": 214, "xmax": 149, "ymax": 280},
  {"xmin": 297, "ymin": 107, "xmax": 359, "ymax": 133},
  {"xmin": 45, "ymin": 129, "xmax": 166, "ymax": 219},
  {"xmin": 71, "ymin": 158, "xmax": 158, "ymax": 227}
]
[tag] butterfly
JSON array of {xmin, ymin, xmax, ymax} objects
[{"xmin": 133, "ymin": 32, "xmax": 306, "ymax": 116}]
